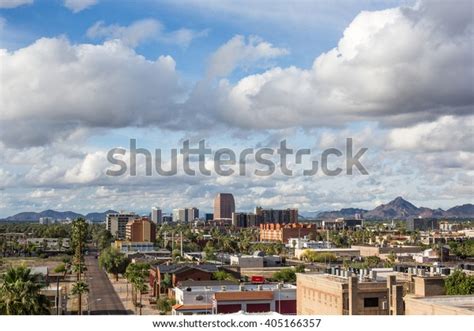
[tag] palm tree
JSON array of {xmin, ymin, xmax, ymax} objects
[
  {"xmin": 0, "ymin": 266, "xmax": 50, "ymax": 315},
  {"xmin": 125, "ymin": 263, "xmax": 150, "ymax": 315},
  {"xmin": 71, "ymin": 281, "xmax": 89, "ymax": 315},
  {"xmin": 71, "ymin": 218, "xmax": 89, "ymax": 281}
]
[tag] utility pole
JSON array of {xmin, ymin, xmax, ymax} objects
[
  {"xmin": 172, "ymin": 232, "xmax": 175, "ymax": 252},
  {"xmin": 180, "ymin": 231, "xmax": 183, "ymax": 257}
]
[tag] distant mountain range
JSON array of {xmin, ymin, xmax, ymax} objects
[
  {"xmin": 3, "ymin": 197, "xmax": 474, "ymax": 222},
  {"xmin": 301, "ymin": 197, "xmax": 474, "ymax": 220},
  {"xmin": 3, "ymin": 209, "xmax": 118, "ymax": 222}
]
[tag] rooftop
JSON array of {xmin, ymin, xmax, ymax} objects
[
  {"xmin": 406, "ymin": 295, "xmax": 474, "ymax": 312},
  {"xmin": 156, "ymin": 263, "xmax": 219, "ymax": 274}
]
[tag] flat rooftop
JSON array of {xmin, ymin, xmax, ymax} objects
[{"xmin": 409, "ymin": 295, "xmax": 474, "ymax": 312}]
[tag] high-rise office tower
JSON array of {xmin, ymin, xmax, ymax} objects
[
  {"xmin": 186, "ymin": 207, "xmax": 199, "ymax": 222},
  {"xmin": 151, "ymin": 206, "xmax": 162, "ymax": 224},
  {"xmin": 213, "ymin": 193, "xmax": 235, "ymax": 220}
]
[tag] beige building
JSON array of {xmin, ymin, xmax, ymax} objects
[
  {"xmin": 297, "ymin": 273, "xmax": 404, "ymax": 315},
  {"xmin": 125, "ymin": 217, "xmax": 156, "ymax": 242},
  {"xmin": 404, "ymin": 295, "xmax": 474, "ymax": 315},
  {"xmin": 106, "ymin": 212, "xmax": 137, "ymax": 239},
  {"xmin": 351, "ymin": 245, "xmax": 423, "ymax": 259}
]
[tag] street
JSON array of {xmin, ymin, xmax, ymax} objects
[{"xmin": 85, "ymin": 255, "xmax": 129, "ymax": 315}]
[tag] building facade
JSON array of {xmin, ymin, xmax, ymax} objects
[
  {"xmin": 259, "ymin": 223, "xmax": 318, "ymax": 243},
  {"xmin": 406, "ymin": 218, "xmax": 439, "ymax": 232},
  {"xmin": 125, "ymin": 217, "xmax": 156, "ymax": 242},
  {"xmin": 151, "ymin": 207, "xmax": 162, "ymax": 224},
  {"xmin": 255, "ymin": 207, "xmax": 298, "ymax": 224},
  {"xmin": 106, "ymin": 212, "xmax": 137, "ymax": 239},
  {"xmin": 214, "ymin": 193, "xmax": 235, "ymax": 220},
  {"xmin": 231, "ymin": 212, "xmax": 257, "ymax": 227},
  {"xmin": 297, "ymin": 273, "xmax": 404, "ymax": 315}
]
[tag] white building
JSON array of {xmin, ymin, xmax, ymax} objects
[
  {"xmin": 230, "ymin": 254, "xmax": 283, "ymax": 268},
  {"xmin": 39, "ymin": 217, "xmax": 54, "ymax": 225},
  {"xmin": 172, "ymin": 281, "xmax": 296, "ymax": 315},
  {"xmin": 151, "ymin": 207, "xmax": 162, "ymax": 224}
]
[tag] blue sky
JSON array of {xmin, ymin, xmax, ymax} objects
[{"xmin": 0, "ymin": 0, "xmax": 472, "ymax": 217}]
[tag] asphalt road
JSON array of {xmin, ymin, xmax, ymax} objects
[{"xmin": 85, "ymin": 255, "xmax": 129, "ymax": 315}]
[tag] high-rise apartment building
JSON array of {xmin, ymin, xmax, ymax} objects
[
  {"xmin": 406, "ymin": 218, "xmax": 439, "ymax": 232},
  {"xmin": 106, "ymin": 212, "xmax": 137, "ymax": 239},
  {"xmin": 173, "ymin": 208, "xmax": 186, "ymax": 222},
  {"xmin": 125, "ymin": 217, "xmax": 156, "ymax": 242},
  {"xmin": 151, "ymin": 206, "xmax": 162, "ymax": 224},
  {"xmin": 232, "ymin": 212, "xmax": 257, "ymax": 227},
  {"xmin": 255, "ymin": 207, "xmax": 298, "ymax": 224},
  {"xmin": 172, "ymin": 207, "xmax": 199, "ymax": 222},
  {"xmin": 186, "ymin": 207, "xmax": 199, "ymax": 222},
  {"xmin": 213, "ymin": 193, "xmax": 235, "ymax": 220}
]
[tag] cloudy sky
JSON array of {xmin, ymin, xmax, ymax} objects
[{"xmin": 0, "ymin": 0, "xmax": 472, "ymax": 217}]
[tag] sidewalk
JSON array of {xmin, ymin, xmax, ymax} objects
[{"xmin": 107, "ymin": 274, "xmax": 158, "ymax": 315}]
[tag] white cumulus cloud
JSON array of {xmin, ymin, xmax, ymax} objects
[
  {"xmin": 63, "ymin": 0, "xmax": 98, "ymax": 13},
  {"xmin": 0, "ymin": 0, "xmax": 33, "ymax": 9},
  {"xmin": 87, "ymin": 18, "xmax": 208, "ymax": 48}
]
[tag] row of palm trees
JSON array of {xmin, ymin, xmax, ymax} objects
[
  {"xmin": 124, "ymin": 262, "xmax": 150, "ymax": 315},
  {"xmin": 70, "ymin": 218, "xmax": 89, "ymax": 315}
]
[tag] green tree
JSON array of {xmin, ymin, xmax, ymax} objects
[
  {"xmin": 125, "ymin": 263, "xmax": 150, "ymax": 315},
  {"xmin": 212, "ymin": 270, "xmax": 237, "ymax": 281},
  {"xmin": 445, "ymin": 270, "xmax": 474, "ymax": 295},
  {"xmin": 300, "ymin": 250, "xmax": 337, "ymax": 263},
  {"xmin": 365, "ymin": 256, "xmax": 381, "ymax": 268},
  {"xmin": 71, "ymin": 218, "xmax": 88, "ymax": 281},
  {"xmin": 204, "ymin": 241, "xmax": 216, "ymax": 261},
  {"xmin": 54, "ymin": 263, "xmax": 66, "ymax": 273},
  {"xmin": 157, "ymin": 297, "xmax": 175, "ymax": 314},
  {"xmin": 294, "ymin": 264, "xmax": 305, "ymax": 273},
  {"xmin": 71, "ymin": 281, "xmax": 89, "ymax": 315},
  {"xmin": 0, "ymin": 266, "xmax": 50, "ymax": 315},
  {"xmin": 272, "ymin": 268, "xmax": 296, "ymax": 283},
  {"xmin": 160, "ymin": 273, "xmax": 172, "ymax": 295},
  {"xmin": 98, "ymin": 247, "xmax": 130, "ymax": 281}
]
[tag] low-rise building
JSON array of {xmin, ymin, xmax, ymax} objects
[
  {"xmin": 297, "ymin": 273, "xmax": 404, "ymax": 315},
  {"xmin": 172, "ymin": 280, "xmax": 238, "ymax": 315},
  {"xmin": 260, "ymin": 223, "xmax": 318, "ymax": 243},
  {"xmin": 230, "ymin": 253, "xmax": 283, "ymax": 268},
  {"xmin": 213, "ymin": 283, "xmax": 297, "ymax": 315},
  {"xmin": 404, "ymin": 295, "xmax": 474, "ymax": 315},
  {"xmin": 351, "ymin": 245, "xmax": 423, "ymax": 259},
  {"xmin": 286, "ymin": 238, "xmax": 334, "ymax": 249},
  {"xmin": 150, "ymin": 263, "xmax": 220, "ymax": 297}
]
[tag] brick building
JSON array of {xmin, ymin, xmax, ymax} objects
[
  {"xmin": 125, "ymin": 217, "xmax": 156, "ymax": 242},
  {"xmin": 259, "ymin": 223, "xmax": 318, "ymax": 243},
  {"xmin": 212, "ymin": 284, "xmax": 297, "ymax": 314},
  {"xmin": 149, "ymin": 264, "xmax": 219, "ymax": 297}
]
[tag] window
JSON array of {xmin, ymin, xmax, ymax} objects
[{"xmin": 364, "ymin": 297, "xmax": 379, "ymax": 308}]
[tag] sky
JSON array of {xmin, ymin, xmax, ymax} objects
[{"xmin": 0, "ymin": 0, "xmax": 473, "ymax": 217}]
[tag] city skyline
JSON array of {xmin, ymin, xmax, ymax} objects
[{"xmin": 0, "ymin": 0, "xmax": 473, "ymax": 217}]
